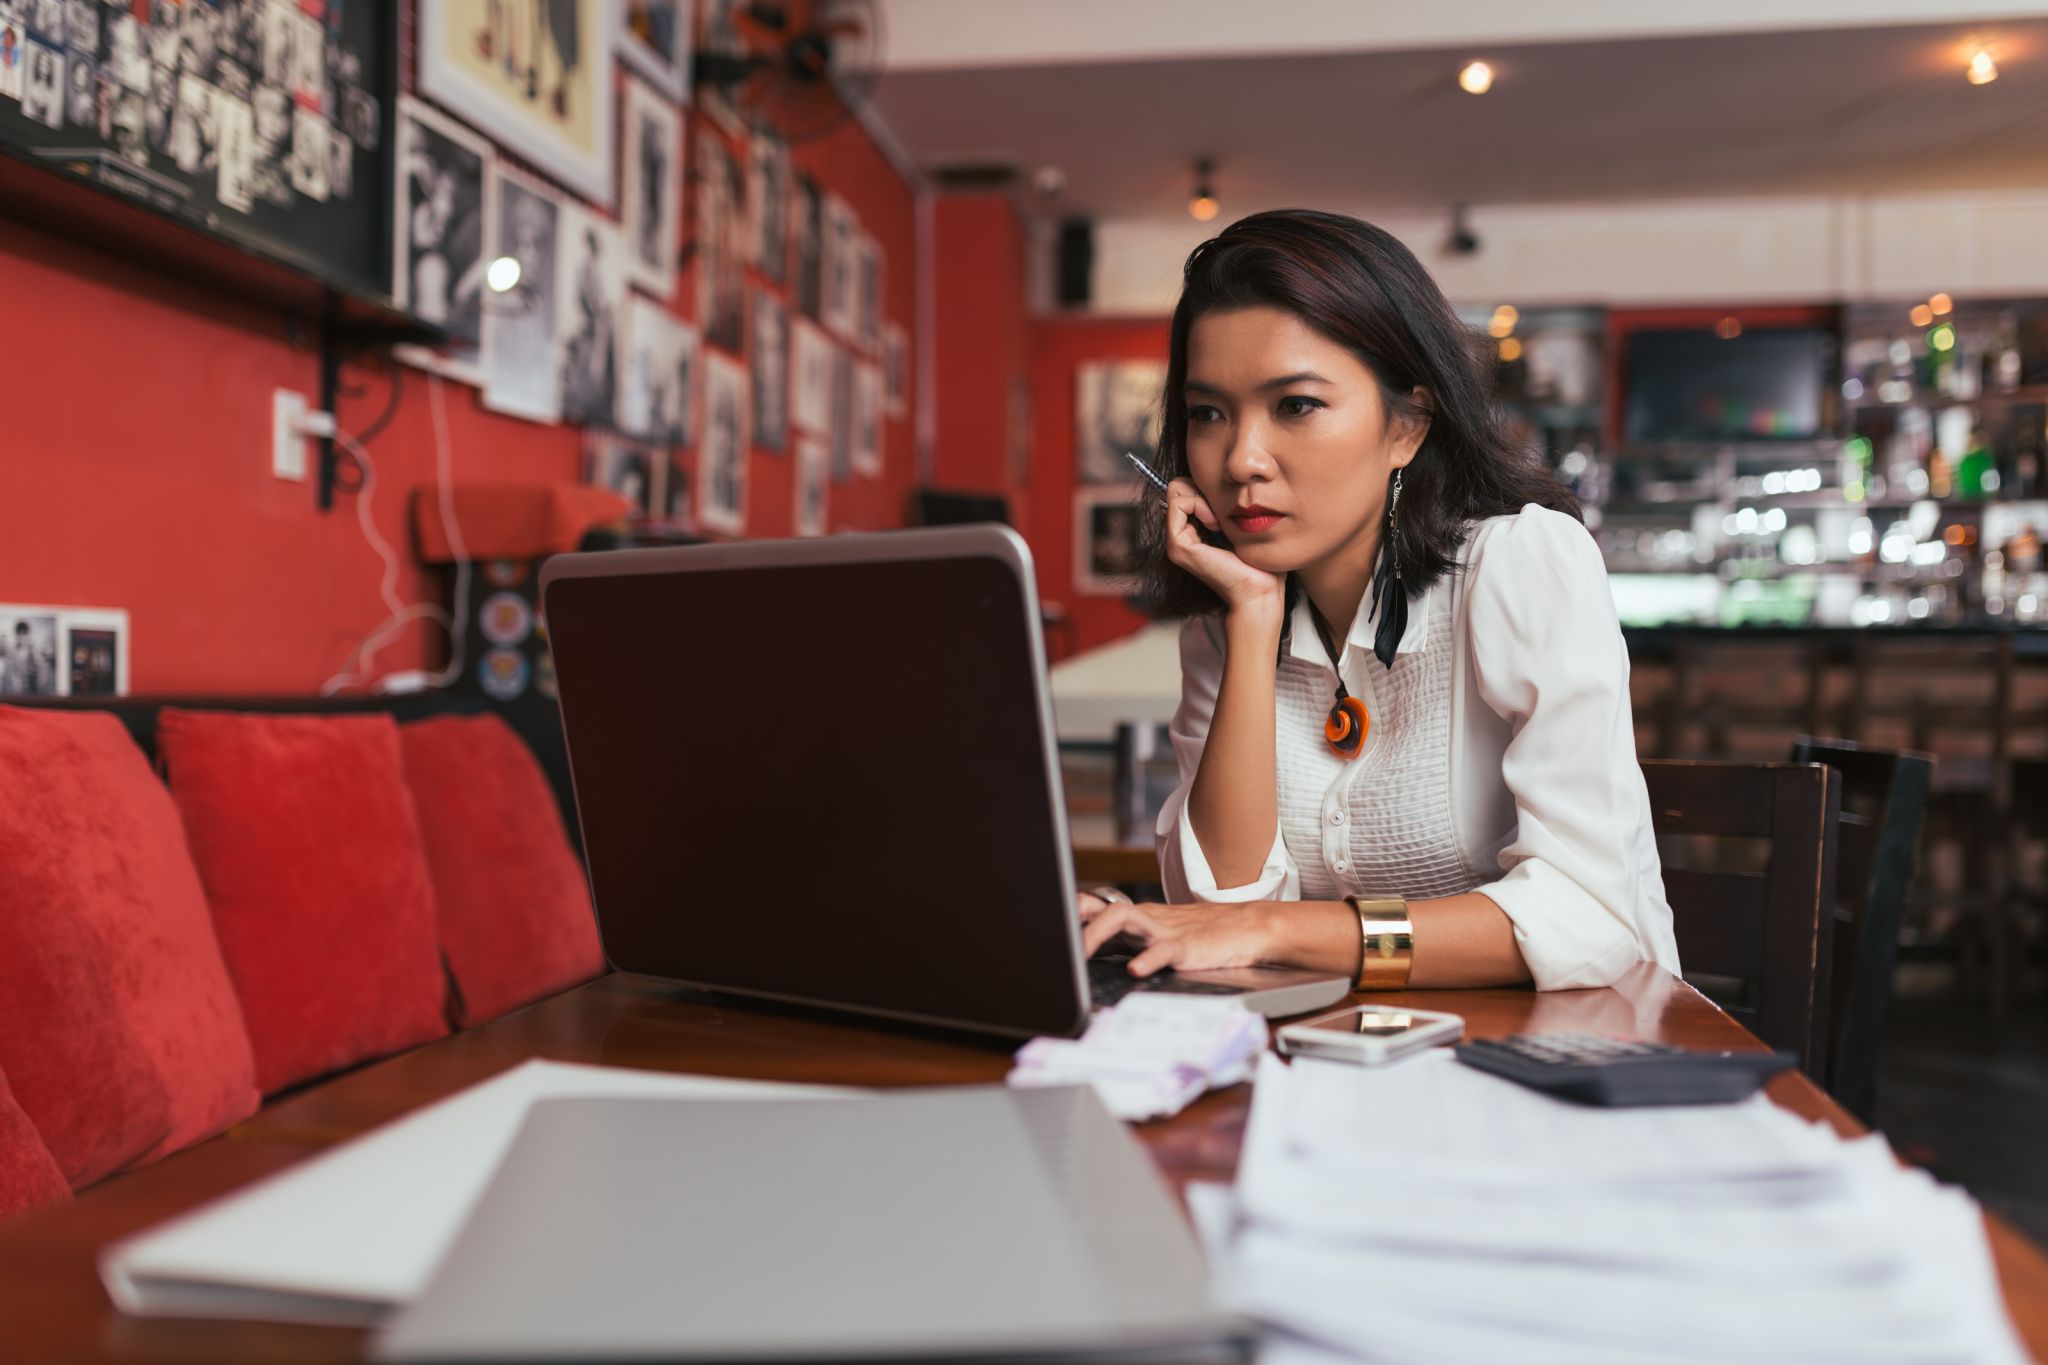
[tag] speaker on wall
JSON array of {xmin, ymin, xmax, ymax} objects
[{"xmin": 1056, "ymin": 218, "xmax": 1093, "ymax": 308}]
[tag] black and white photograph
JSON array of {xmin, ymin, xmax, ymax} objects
[
  {"xmin": 619, "ymin": 75, "xmax": 682, "ymax": 301},
  {"xmin": 663, "ymin": 452, "xmax": 693, "ymax": 529},
  {"xmin": 557, "ymin": 202, "xmax": 624, "ymax": 426},
  {"xmin": 791, "ymin": 317, "xmax": 833, "ymax": 437},
  {"xmin": 794, "ymin": 432, "xmax": 829, "ymax": 538},
  {"xmin": 170, "ymin": 71, "xmax": 209, "ymax": 172},
  {"xmin": 393, "ymin": 97, "xmax": 492, "ymax": 383},
  {"xmin": 64, "ymin": 48, "xmax": 94, "ymax": 127},
  {"xmin": 1073, "ymin": 489, "xmax": 1146, "ymax": 595},
  {"xmin": 58, "ymin": 609, "xmax": 128, "ymax": 697},
  {"xmin": 482, "ymin": 165, "xmax": 566, "ymax": 425},
  {"xmin": 792, "ymin": 173, "xmax": 823, "ymax": 320},
  {"xmin": 289, "ymin": 106, "xmax": 331, "ymax": 201},
  {"xmin": 583, "ymin": 432, "xmax": 659, "ymax": 520},
  {"xmin": 852, "ymin": 359, "xmax": 883, "ymax": 478},
  {"xmin": 1074, "ymin": 359, "xmax": 1167, "ymax": 484},
  {"xmin": 63, "ymin": 0, "xmax": 92, "ymax": 51},
  {"xmin": 25, "ymin": 0, "xmax": 60, "ymax": 41},
  {"xmin": 827, "ymin": 344, "xmax": 854, "ymax": 484},
  {"xmin": 146, "ymin": 63, "xmax": 179, "ymax": 153},
  {"xmin": 695, "ymin": 128, "xmax": 745, "ymax": 354},
  {"xmin": 21, "ymin": 36, "xmax": 62, "ymax": 129},
  {"xmin": 747, "ymin": 129, "xmax": 790, "ymax": 285},
  {"xmin": 751, "ymin": 289, "xmax": 789, "ymax": 454},
  {"xmin": 619, "ymin": 293, "xmax": 697, "ymax": 447},
  {"xmin": 854, "ymin": 229, "xmax": 883, "ymax": 354},
  {"xmin": 820, "ymin": 191, "xmax": 858, "ymax": 339},
  {"xmin": 211, "ymin": 86, "xmax": 255, "ymax": 212},
  {"xmin": 696, "ymin": 351, "xmax": 749, "ymax": 535},
  {"xmin": 147, "ymin": 0, "xmax": 180, "ymax": 67},
  {"xmin": 0, "ymin": 610, "xmax": 59, "ymax": 697},
  {"xmin": 103, "ymin": 7, "xmax": 148, "ymax": 91},
  {"xmin": 327, "ymin": 126, "xmax": 355, "ymax": 200},
  {"xmin": 253, "ymin": 81, "xmax": 290, "ymax": 157},
  {"xmin": 619, "ymin": 0, "xmax": 690, "ymax": 99},
  {"xmin": 108, "ymin": 79, "xmax": 147, "ymax": 166},
  {"xmin": 882, "ymin": 322, "xmax": 908, "ymax": 419},
  {"xmin": 0, "ymin": 14, "xmax": 21, "ymax": 104}
]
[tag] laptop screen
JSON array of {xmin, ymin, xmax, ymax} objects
[{"xmin": 543, "ymin": 532, "xmax": 1088, "ymax": 1038}]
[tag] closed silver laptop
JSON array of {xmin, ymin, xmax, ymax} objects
[{"xmin": 374, "ymin": 1086, "xmax": 1248, "ymax": 1362}]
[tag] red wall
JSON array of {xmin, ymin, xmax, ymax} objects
[
  {"xmin": 930, "ymin": 194, "xmax": 1032, "ymax": 540},
  {"xmin": 0, "ymin": 97, "xmax": 915, "ymax": 694},
  {"xmin": 1027, "ymin": 316, "xmax": 1170, "ymax": 660}
]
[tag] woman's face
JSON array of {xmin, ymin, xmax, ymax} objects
[{"xmin": 1183, "ymin": 305, "xmax": 1426, "ymax": 578}]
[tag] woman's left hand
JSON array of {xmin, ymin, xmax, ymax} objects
[{"xmin": 1078, "ymin": 898, "xmax": 1274, "ymax": 977}]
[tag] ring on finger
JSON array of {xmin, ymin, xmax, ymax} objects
[{"xmin": 1091, "ymin": 886, "xmax": 1132, "ymax": 905}]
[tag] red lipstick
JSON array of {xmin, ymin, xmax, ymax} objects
[{"xmin": 1230, "ymin": 504, "xmax": 1285, "ymax": 533}]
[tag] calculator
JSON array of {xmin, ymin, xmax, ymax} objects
[{"xmin": 1453, "ymin": 1033, "xmax": 1797, "ymax": 1107}]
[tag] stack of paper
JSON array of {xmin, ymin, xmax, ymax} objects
[
  {"xmin": 1191, "ymin": 1052, "xmax": 2029, "ymax": 1365},
  {"xmin": 1008, "ymin": 994, "xmax": 1267, "ymax": 1121}
]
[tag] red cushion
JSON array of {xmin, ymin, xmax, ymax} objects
[
  {"xmin": 401, "ymin": 715, "xmax": 604, "ymax": 1026},
  {"xmin": 0, "ymin": 1065, "xmax": 67, "ymax": 1221},
  {"xmin": 0, "ymin": 708, "xmax": 259, "ymax": 1187},
  {"xmin": 159, "ymin": 711, "xmax": 450, "ymax": 1094}
]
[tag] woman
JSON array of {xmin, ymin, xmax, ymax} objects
[{"xmin": 1080, "ymin": 210, "xmax": 1677, "ymax": 993}]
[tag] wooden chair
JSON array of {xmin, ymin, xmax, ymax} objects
[
  {"xmin": 1642, "ymin": 760, "xmax": 1840, "ymax": 1082},
  {"xmin": 1790, "ymin": 737, "xmax": 1935, "ymax": 1126}
]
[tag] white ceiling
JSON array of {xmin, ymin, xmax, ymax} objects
[{"xmin": 870, "ymin": 15, "xmax": 2048, "ymax": 220}]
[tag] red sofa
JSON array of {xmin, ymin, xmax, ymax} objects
[{"xmin": 0, "ymin": 693, "xmax": 604, "ymax": 1219}]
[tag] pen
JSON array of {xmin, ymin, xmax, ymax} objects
[{"xmin": 1124, "ymin": 450, "xmax": 1170, "ymax": 491}]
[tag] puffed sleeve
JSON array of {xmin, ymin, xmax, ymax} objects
[
  {"xmin": 1153, "ymin": 616, "xmax": 1301, "ymax": 904},
  {"xmin": 1466, "ymin": 506, "xmax": 1674, "ymax": 989}
]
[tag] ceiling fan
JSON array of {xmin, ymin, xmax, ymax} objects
[{"xmin": 693, "ymin": 0, "xmax": 885, "ymax": 142}]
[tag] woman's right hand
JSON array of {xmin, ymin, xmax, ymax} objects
[{"xmin": 1164, "ymin": 478, "xmax": 1284, "ymax": 613}]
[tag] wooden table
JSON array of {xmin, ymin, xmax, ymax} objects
[{"xmin": 3, "ymin": 967, "xmax": 2043, "ymax": 1363}]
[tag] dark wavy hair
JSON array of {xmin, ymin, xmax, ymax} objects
[{"xmin": 1132, "ymin": 209, "xmax": 1580, "ymax": 619}]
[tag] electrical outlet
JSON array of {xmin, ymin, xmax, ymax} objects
[{"xmin": 272, "ymin": 389, "xmax": 309, "ymax": 481}]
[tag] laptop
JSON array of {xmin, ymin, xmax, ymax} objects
[
  {"xmin": 539, "ymin": 525, "xmax": 1351, "ymax": 1040},
  {"xmin": 374, "ymin": 1086, "xmax": 1247, "ymax": 1362}
]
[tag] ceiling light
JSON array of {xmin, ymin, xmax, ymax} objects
[
  {"xmin": 1488, "ymin": 305, "xmax": 1518, "ymax": 338},
  {"xmin": 1498, "ymin": 337, "xmax": 1523, "ymax": 362},
  {"xmin": 1716, "ymin": 316, "xmax": 1742, "ymax": 340},
  {"xmin": 486, "ymin": 256, "xmax": 523, "ymax": 293},
  {"xmin": 1928, "ymin": 292, "xmax": 1953, "ymax": 315},
  {"xmin": 1910, "ymin": 304, "xmax": 1934, "ymax": 327},
  {"xmin": 1459, "ymin": 60, "xmax": 1494, "ymax": 94},
  {"xmin": 1188, "ymin": 158, "xmax": 1219, "ymax": 222},
  {"xmin": 1967, "ymin": 48, "xmax": 1999, "ymax": 85}
]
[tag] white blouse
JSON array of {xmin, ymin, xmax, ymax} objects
[{"xmin": 1154, "ymin": 504, "xmax": 1681, "ymax": 991}]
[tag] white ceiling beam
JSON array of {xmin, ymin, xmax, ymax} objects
[{"xmin": 885, "ymin": 0, "xmax": 2047, "ymax": 71}]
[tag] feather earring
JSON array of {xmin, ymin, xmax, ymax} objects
[{"xmin": 1371, "ymin": 469, "xmax": 1407, "ymax": 669}]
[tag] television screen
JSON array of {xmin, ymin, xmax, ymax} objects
[{"xmin": 1624, "ymin": 328, "xmax": 1831, "ymax": 443}]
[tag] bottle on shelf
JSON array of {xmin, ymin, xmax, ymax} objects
[{"xmin": 1957, "ymin": 426, "xmax": 1997, "ymax": 500}]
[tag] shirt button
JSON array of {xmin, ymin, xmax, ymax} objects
[
  {"xmin": 1329, "ymin": 810, "xmax": 1346, "ymax": 826},
  {"xmin": 1333, "ymin": 859, "xmax": 1349, "ymax": 873}
]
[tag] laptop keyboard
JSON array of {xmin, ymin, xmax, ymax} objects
[{"xmin": 1087, "ymin": 957, "xmax": 1247, "ymax": 1008}]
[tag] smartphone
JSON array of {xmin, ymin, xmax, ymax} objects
[{"xmin": 1276, "ymin": 1004, "xmax": 1464, "ymax": 1065}]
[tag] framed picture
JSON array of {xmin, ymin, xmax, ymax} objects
[
  {"xmin": 791, "ymin": 174, "xmax": 823, "ymax": 320},
  {"xmin": 697, "ymin": 351, "xmax": 750, "ymax": 534},
  {"xmin": 482, "ymin": 164, "xmax": 567, "ymax": 424},
  {"xmin": 852, "ymin": 360, "xmax": 883, "ymax": 477},
  {"xmin": 618, "ymin": 0, "xmax": 691, "ymax": 100},
  {"xmin": 619, "ymin": 294, "xmax": 697, "ymax": 447},
  {"xmin": 819, "ymin": 192, "xmax": 857, "ymax": 339},
  {"xmin": 1073, "ymin": 488, "xmax": 1145, "ymax": 595},
  {"xmin": 751, "ymin": 289, "xmax": 790, "ymax": 454},
  {"xmin": 392, "ymin": 97, "xmax": 495, "ymax": 385},
  {"xmin": 416, "ymin": 0, "xmax": 615, "ymax": 206},
  {"xmin": 59, "ymin": 609, "xmax": 130, "ymax": 697},
  {"xmin": 583, "ymin": 432, "xmax": 660, "ymax": 519},
  {"xmin": 854, "ymin": 229, "xmax": 883, "ymax": 354},
  {"xmin": 747, "ymin": 129, "xmax": 790, "ymax": 285},
  {"xmin": 0, "ymin": 605, "xmax": 61, "ymax": 697},
  {"xmin": 694, "ymin": 128, "xmax": 744, "ymax": 354},
  {"xmin": 882, "ymin": 322, "xmax": 908, "ymax": 419},
  {"xmin": 557, "ymin": 202, "xmax": 624, "ymax": 427},
  {"xmin": 791, "ymin": 318, "xmax": 833, "ymax": 436},
  {"xmin": 619, "ymin": 76, "xmax": 682, "ymax": 301},
  {"xmin": 1074, "ymin": 359, "xmax": 1167, "ymax": 485},
  {"xmin": 697, "ymin": 0, "xmax": 746, "ymax": 134},
  {"xmin": 794, "ymin": 432, "xmax": 829, "ymax": 537}
]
